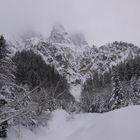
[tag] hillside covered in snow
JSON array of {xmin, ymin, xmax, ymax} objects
[
  {"xmin": 6, "ymin": 106, "xmax": 140, "ymax": 140},
  {"xmin": 9, "ymin": 24, "xmax": 140, "ymax": 85},
  {"xmin": 1, "ymin": 24, "xmax": 140, "ymax": 139},
  {"xmin": 1, "ymin": 0, "xmax": 140, "ymax": 139}
]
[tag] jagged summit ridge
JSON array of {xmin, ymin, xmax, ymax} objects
[
  {"xmin": 9, "ymin": 26, "xmax": 140, "ymax": 85},
  {"xmin": 49, "ymin": 23, "xmax": 71, "ymax": 44},
  {"xmin": 48, "ymin": 23, "xmax": 90, "ymax": 53}
]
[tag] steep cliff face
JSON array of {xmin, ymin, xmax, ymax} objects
[
  {"xmin": 9, "ymin": 24, "xmax": 140, "ymax": 85},
  {"xmin": 79, "ymin": 41, "xmax": 140, "ymax": 80}
]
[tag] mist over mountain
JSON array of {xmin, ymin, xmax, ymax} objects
[
  {"xmin": 8, "ymin": 24, "xmax": 140, "ymax": 85},
  {"xmin": 1, "ymin": 0, "xmax": 140, "ymax": 139},
  {"xmin": 1, "ymin": 22, "xmax": 140, "ymax": 140}
]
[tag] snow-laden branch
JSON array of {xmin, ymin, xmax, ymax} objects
[{"xmin": 16, "ymin": 79, "xmax": 48, "ymax": 104}]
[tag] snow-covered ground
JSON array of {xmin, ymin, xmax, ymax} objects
[
  {"xmin": 5, "ymin": 106, "xmax": 140, "ymax": 140},
  {"xmin": 70, "ymin": 84, "xmax": 81, "ymax": 101}
]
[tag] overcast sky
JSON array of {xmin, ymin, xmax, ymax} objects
[{"xmin": 0, "ymin": 0, "xmax": 140, "ymax": 46}]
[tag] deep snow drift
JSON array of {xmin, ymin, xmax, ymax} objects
[{"xmin": 4, "ymin": 106, "xmax": 140, "ymax": 140}]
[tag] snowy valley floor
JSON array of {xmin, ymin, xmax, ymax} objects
[{"xmin": 4, "ymin": 106, "xmax": 140, "ymax": 140}]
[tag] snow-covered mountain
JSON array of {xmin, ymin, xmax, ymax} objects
[
  {"xmin": 79, "ymin": 41, "xmax": 140, "ymax": 80},
  {"xmin": 48, "ymin": 23, "xmax": 71, "ymax": 44},
  {"xmin": 48, "ymin": 24, "xmax": 90, "ymax": 53},
  {"xmin": 9, "ymin": 24, "xmax": 140, "ymax": 85}
]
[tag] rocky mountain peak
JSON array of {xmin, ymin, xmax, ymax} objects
[
  {"xmin": 52, "ymin": 23, "xmax": 66, "ymax": 35},
  {"xmin": 9, "ymin": 26, "xmax": 140, "ymax": 85},
  {"xmin": 49, "ymin": 23, "xmax": 70, "ymax": 44},
  {"xmin": 70, "ymin": 32, "xmax": 88, "ymax": 47},
  {"xmin": 48, "ymin": 24, "xmax": 90, "ymax": 54}
]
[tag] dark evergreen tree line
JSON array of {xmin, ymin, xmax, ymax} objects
[
  {"xmin": 12, "ymin": 50, "xmax": 75, "ymax": 110},
  {"xmin": 0, "ymin": 36, "xmax": 75, "ymax": 138},
  {"xmin": 81, "ymin": 55, "xmax": 140, "ymax": 113},
  {"xmin": 0, "ymin": 35, "xmax": 16, "ymax": 138}
]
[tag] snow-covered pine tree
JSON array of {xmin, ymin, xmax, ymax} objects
[
  {"xmin": 109, "ymin": 66, "xmax": 126, "ymax": 110},
  {"xmin": 0, "ymin": 35, "xmax": 15, "ymax": 86},
  {"xmin": 80, "ymin": 77, "xmax": 94, "ymax": 112},
  {"xmin": 0, "ymin": 35, "xmax": 15, "ymax": 138},
  {"xmin": 130, "ymin": 76, "xmax": 140, "ymax": 105},
  {"xmin": 0, "ymin": 94, "xmax": 8, "ymax": 138},
  {"xmin": 0, "ymin": 35, "xmax": 24, "ymax": 137}
]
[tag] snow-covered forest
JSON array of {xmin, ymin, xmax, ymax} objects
[
  {"xmin": 1, "ymin": 26, "xmax": 140, "ymax": 139},
  {"xmin": 1, "ymin": 0, "xmax": 140, "ymax": 139}
]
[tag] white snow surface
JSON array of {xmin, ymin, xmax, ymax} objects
[
  {"xmin": 70, "ymin": 84, "xmax": 81, "ymax": 101},
  {"xmin": 4, "ymin": 106, "xmax": 140, "ymax": 140}
]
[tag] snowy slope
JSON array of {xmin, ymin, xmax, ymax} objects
[
  {"xmin": 6, "ymin": 106, "xmax": 140, "ymax": 140},
  {"xmin": 70, "ymin": 84, "xmax": 82, "ymax": 101}
]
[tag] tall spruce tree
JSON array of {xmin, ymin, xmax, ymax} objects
[
  {"xmin": 0, "ymin": 35, "xmax": 15, "ymax": 86},
  {"xmin": 109, "ymin": 66, "xmax": 126, "ymax": 110},
  {"xmin": 0, "ymin": 35, "xmax": 17, "ymax": 138},
  {"xmin": 0, "ymin": 35, "xmax": 10, "ymax": 138}
]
